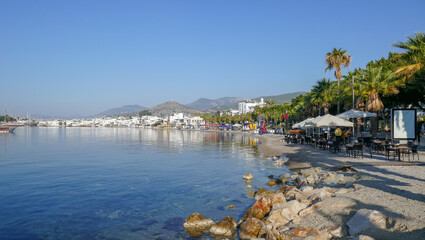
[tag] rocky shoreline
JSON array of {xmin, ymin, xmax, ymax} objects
[{"xmin": 182, "ymin": 134, "xmax": 425, "ymax": 239}]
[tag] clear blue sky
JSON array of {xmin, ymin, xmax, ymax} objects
[{"xmin": 1, "ymin": 0, "xmax": 424, "ymax": 117}]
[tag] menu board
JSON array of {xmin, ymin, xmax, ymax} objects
[{"xmin": 392, "ymin": 109, "xmax": 416, "ymax": 140}]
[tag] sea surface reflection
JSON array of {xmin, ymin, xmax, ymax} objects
[{"xmin": 0, "ymin": 128, "xmax": 288, "ymax": 240}]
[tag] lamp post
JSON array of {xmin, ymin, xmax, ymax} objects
[{"xmin": 352, "ymin": 75, "xmax": 364, "ymax": 110}]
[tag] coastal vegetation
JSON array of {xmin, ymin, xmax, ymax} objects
[
  {"xmin": 0, "ymin": 115, "xmax": 16, "ymax": 122},
  {"xmin": 201, "ymin": 32, "xmax": 425, "ymax": 128}
]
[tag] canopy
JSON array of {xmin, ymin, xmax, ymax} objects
[
  {"xmin": 313, "ymin": 114, "xmax": 354, "ymax": 128},
  {"xmin": 336, "ymin": 109, "xmax": 377, "ymax": 119},
  {"xmin": 202, "ymin": 124, "xmax": 220, "ymax": 127},
  {"xmin": 305, "ymin": 114, "xmax": 353, "ymax": 128},
  {"xmin": 304, "ymin": 115, "xmax": 327, "ymax": 128},
  {"xmin": 292, "ymin": 118, "xmax": 314, "ymax": 129},
  {"xmin": 233, "ymin": 123, "xmax": 242, "ymax": 127}
]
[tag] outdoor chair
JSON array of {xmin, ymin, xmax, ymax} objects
[
  {"xmin": 346, "ymin": 144, "xmax": 354, "ymax": 157},
  {"xmin": 305, "ymin": 136, "xmax": 311, "ymax": 145},
  {"xmin": 298, "ymin": 137, "xmax": 304, "ymax": 144},
  {"xmin": 353, "ymin": 144, "xmax": 364, "ymax": 158},
  {"xmin": 331, "ymin": 141, "xmax": 341, "ymax": 154},
  {"xmin": 385, "ymin": 144, "xmax": 397, "ymax": 160},
  {"xmin": 403, "ymin": 145, "xmax": 419, "ymax": 161}
]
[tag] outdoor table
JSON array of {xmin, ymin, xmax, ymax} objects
[
  {"xmin": 346, "ymin": 143, "xmax": 365, "ymax": 158},
  {"xmin": 394, "ymin": 145, "xmax": 409, "ymax": 161},
  {"xmin": 386, "ymin": 145, "xmax": 408, "ymax": 161}
]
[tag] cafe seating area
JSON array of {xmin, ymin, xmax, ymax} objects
[
  {"xmin": 287, "ymin": 109, "xmax": 423, "ymax": 162},
  {"xmin": 284, "ymin": 132, "xmax": 420, "ymax": 162}
]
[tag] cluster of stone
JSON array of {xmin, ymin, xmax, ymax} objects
[
  {"xmin": 184, "ymin": 168, "xmax": 388, "ymax": 239},
  {"xmin": 183, "ymin": 213, "xmax": 237, "ymax": 239},
  {"xmin": 237, "ymin": 168, "xmax": 387, "ymax": 239},
  {"xmin": 272, "ymin": 167, "xmax": 360, "ymax": 189},
  {"xmin": 238, "ymin": 185, "xmax": 334, "ymax": 239}
]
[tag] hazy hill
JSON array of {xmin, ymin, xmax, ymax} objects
[
  {"xmin": 210, "ymin": 92, "xmax": 306, "ymax": 112},
  {"xmin": 96, "ymin": 105, "xmax": 147, "ymax": 117},
  {"xmin": 186, "ymin": 97, "xmax": 246, "ymax": 111},
  {"xmin": 148, "ymin": 101, "xmax": 199, "ymax": 117},
  {"xmin": 254, "ymin": 92, "xmax": 306, "ymax": 105}
]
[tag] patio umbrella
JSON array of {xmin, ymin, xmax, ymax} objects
[
  {"xmin": 314, "ymin": 114, "xmax": 354, "ymax": 128},
  {"xmin": 304, "ymin": 115, "xmax": 326, "ymax": 128},
  {"xmin": 304, "ymin": 115, "xmax": 327, "ymax": 137},
  {"xmin": 336, "ymin": 109, "xmax": 377, "ymax": 119},
  {"xmin": 233, "ymin": 123, "xmax": 242, "ymax": 127},
  {"xmin": 292, "ymin": 118, "xmax": 313, "ymax": 129}
]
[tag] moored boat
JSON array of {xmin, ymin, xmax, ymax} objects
[{"xmin": 0, "ymin": 125, "xmax": 18, "ymax": 133}]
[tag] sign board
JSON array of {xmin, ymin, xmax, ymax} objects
[{"xmin": 391, "ymin": 108, "xmax": 416, "ymax": 140}]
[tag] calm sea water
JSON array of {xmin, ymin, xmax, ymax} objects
[{"xmin": 0, "ymin": 127, "xmax": 288, "ymax": 240}]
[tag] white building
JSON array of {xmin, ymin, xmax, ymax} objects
[
  {"xmin": 238, "ymin": 98, "xmax": 265, "ymax": 114},
  {"xmin": 186, "ymin": 116, "xmax": 205, "ymax": 126}
]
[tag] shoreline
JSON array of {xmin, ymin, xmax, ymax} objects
[{"xmin": 251, "ymin": 134, "xmax": 425, "ymax": 239}]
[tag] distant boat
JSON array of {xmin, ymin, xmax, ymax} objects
[{"xmin": 0, "ymin": 125, "xmax": 17, "ymax": 133}]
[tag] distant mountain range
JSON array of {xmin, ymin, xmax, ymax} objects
[
  {"xmin": 94, "ymin": 92, "xmax": 306, "ymax": 117},
  {"xmin": 185, "ymin": 97, "xmax": 246, "ymax": 111},
  {"xmin": 96, "ymin": 105, "xmax": 147, "ymax": 117}
]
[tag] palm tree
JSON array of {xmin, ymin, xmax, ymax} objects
[
  {"xmin": 325, "ymin": 48, "xmax": 352, "ymax": 113},
  {"xmin": 265, "ymin": 99, "xmax": 277, "ymax": 107},
  {"xmin": 312, "ymin": 78, "xmax": 334, "ymax": 114},
  {"xmin": 359, "ymin": 65, "xmax": 399, "ymax": 113},
  {"xmin": 392, "ymin": 32, "xmax": 425, "ymax": 81}
]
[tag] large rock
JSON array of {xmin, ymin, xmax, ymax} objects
[
  {"xmin": 255, "ymin": 188, "xmax": 271, "ymax": 201},
  {"xmin": 279, "ymin": 200, "xmax": 307, "ymax": 223},
  {"xmin": 243, "ymin": 173, "xmax": 254, "ymax": 184},
  {"xmin": 279, "ymin": 172, "xmax": 291, "ymax": 181},
  {"xmin": 326, "ymin": 225, "xmax": 343, "ymax": 238},
  {"xmin": 298, "ymin": 202, "xmax": 322, "ymax": 217},
  {"xmin": 300, "ymin": 185, "xmax": 313, "ymax": 192},
  {"xmin": 267, "ymin": 179, "xmax": 278, "ymax": 187},
  {"xmin": 266, "ymin": 200, "xmax": 307, "ymax": 225},
  {"xmin": 183, "ymin": 213, "xmax": 215, "ymax": 238},
  {"xmin": 257, "ymin": 223, "xmax": 289, "ymax": 239},
  {"xmin": 306, "ymin": 174, "xmax": 319, "ymax": 185},
  {"xmin": 209, "ymin": 216, "xmax": 237, "ymax": 239},
  {"xmin": 279, "ymin": 227, "xmax": 328, "ymax": 240},
  {"xmin": 306, "ymin": 188, "xmax": 334, "ymax": 202},
  {"xmin": 282, "ymin": 186, "xmax": 304, "ymax": 201},
  {"xmin": 240, "ymin": 193, "xmax": 286, "ymax": 223},
  {"xmin": 347, "ymin": 209, "xmax": 387, "ymax": 236},
  {"xmin": 239, "ymin": 217, "xmax": 264, "ymax": 239}
]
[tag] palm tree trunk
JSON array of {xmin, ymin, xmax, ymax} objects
[{"xmin": 337, "ymin": 80, "xmax": 340, "ymax": 114}]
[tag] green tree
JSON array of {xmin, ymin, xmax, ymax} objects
[
  {"xmin": 359, "ymin": 65, "xmax": 398, "ymax": 113},
  {"xmin": 392, "ymin": 32, "xmax": 425, "ymax": 81},
  {"xmin": 265, "ymin": 99, "xmax": 276, "ymax": 107},
  {"xmin": 139, "ymin": 110, "xmax": 153, "ymax": 116},
  {"xmin": 325, "ymin": 48, "xmax": 352, "ymax": 113}
]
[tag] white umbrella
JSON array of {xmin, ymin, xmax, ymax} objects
[
  {"xmin": 293, "ymin": 118, "xmax": 313, "ymax": 129},
  {"xmin": 233, "ymin": 123, "xmax": 242, "ymax": 127},
  {"xmin": 336, "ymin": 109, "xmax": 377, "ymax": 119},
  {"xmin": 304, "ymin": 115, "xmax": 326, "ymax": 128},
  {"xmin": 313, "ymin": 114, "xmax": 354, "ymax": 128}
]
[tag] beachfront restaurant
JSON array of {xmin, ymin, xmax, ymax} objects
[{"xmin": 289, "ymin": 109, "xmax": 420, "ymax": 161}]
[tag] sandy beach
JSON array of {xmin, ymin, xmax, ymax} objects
[{"xmin": 255, "ymin": 134, "xmax": 425, "ymax": 239}]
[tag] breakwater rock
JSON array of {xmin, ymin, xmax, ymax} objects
[{"xmin": 184, "ymin": 167, "xmax": 391, "ymax": 239}]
